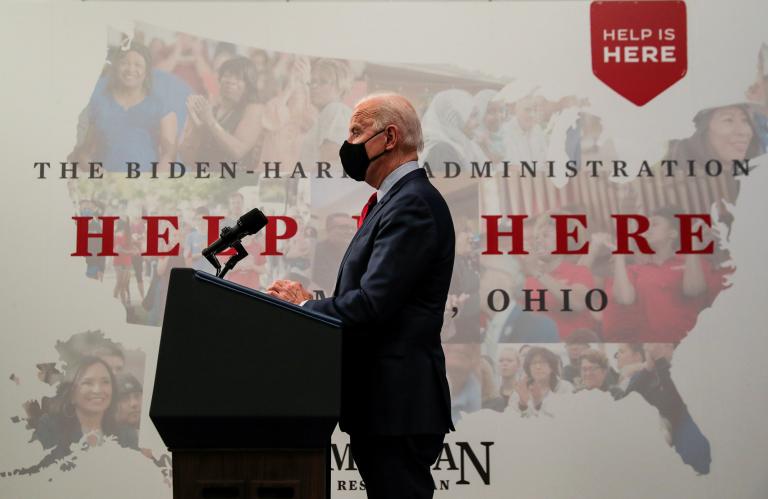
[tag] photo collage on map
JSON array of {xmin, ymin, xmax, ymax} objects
[{"xmin": 40, "ymin": 21, "xmax": 768, "ymax": 478}]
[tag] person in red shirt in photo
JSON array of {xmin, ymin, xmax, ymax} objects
[
  {"xmin": 519, "ymin": 214, "xmax": 598, "ymax": 340},
  {"xmin": 606, "ymin": 207, "xmax": 720, "ymax": 343}
]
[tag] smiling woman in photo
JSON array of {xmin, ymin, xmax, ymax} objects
[
  {"xmin": 32, "ymin": 356, "xmax": 137, "ymax": 468},
  {"xmin": 661, "ymin": 103, "xmax": 763, "ymax": 214},
  {"xmin": 74, "ymin": 42, "xmax": 178, "ymax": 172}
]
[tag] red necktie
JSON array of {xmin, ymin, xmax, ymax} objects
[{"xmin": 357, "ymin": 192, "xmax": 378, "ymax": 229}]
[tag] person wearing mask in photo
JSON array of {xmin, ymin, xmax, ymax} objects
[
  {"xmin": 606, "ymin": 207, "xmax": 720, "ymax": 343},
  {"xmin": 561, "ymin": 328, "xmax": 600, "ymax": 386},
  {"xmin": 180, "ymin": 56, "xmax": 264, "ymax": 169},
  {"xmin": 507, "ymin": 346, "xmax": 572, "ymax": 417},
  {"xmin": 483, "ymin": 346, "xmax": 522, "ymax": 412},
  {"xmin": 74, "ymin": 42, "xmax": 177, "ymax": 173},
  {"xmin": 576, "ymin": 349, "xmax": 618, "ymax": 392},
  {"xmin": 33, "ymin": 357, "xmax": 135, "ymax": 468},
  {"xmin": 519, "ymin": 214, "xmax": 598, "ymax": 340}
]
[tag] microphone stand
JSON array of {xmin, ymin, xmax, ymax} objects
[
  {"xmin": 218, "ymin": 241, "xmax": 248, "ymax": 279},
  {"xmin": 201, "ymin": 219, "xmax": 262, "ymax": 279},
  {"xmin": 204, "ymin": 251, "xmax": 222, "ymax": 277}
]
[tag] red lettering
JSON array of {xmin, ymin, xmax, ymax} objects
[
  {"xmin": 481, "ymin": 215, "xmax": 528, "ymax": 255},
  {"xmin": 264, "ymin": 216, "xmax": 298, "ymax": 256},
  {"xmin": 552, "ymin": 214, "xmax": 589, "ymax": 254},
  {"xmin": 675, "ymin": 214, "xmax": 714, "ymax": 254},
  {"xmin": 142, "ymin": 216, "xmax": 180, "ymax": 256},
  {"xmin": 71, "ymin": 216, "xmax": 119, "ymax": 256},
  {"xmin": 612, "ymin": 214, "xmax": 653, "ymax": 254}
]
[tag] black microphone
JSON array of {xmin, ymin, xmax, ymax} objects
[{"xmin": 202, "ymin": 208, "xmax": 268, "ymax": 259}]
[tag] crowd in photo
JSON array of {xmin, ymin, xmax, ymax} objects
[
  {"xmin": 455, "ymin": 51, "xmax": 766, "ymax": 344},
  {"xmin": 69, "ymin": 26, "xmax": 766, "ymax": 339},
  {"xmin": 72, "ymin": 174, "xmax": 368, "ymax": 326},
  {"xmin": 445, "ymin": 340, "xmax": 710, "ymax": 474},
  {"xmin": 14, "ymin": 332, "xmax": 153, "ymax": 473},
  {"xmin": 57, "ymin": 25, "xmax": 768, "ymax": 482},
  {"xmin": 472, "ymin": 203, "xmax": 734, "ymax": 344}
]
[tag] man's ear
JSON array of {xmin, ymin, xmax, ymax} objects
[{"xmin": 385, "ymin": 125, "xmax": 398, "ymax": 150}]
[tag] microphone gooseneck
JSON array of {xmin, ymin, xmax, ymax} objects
[{"xmin": 202, "ymin": 208, "xmax": 268, "ymax": 278}]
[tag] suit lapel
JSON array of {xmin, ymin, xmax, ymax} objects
[{"xmin": 331, "ymin": 169, "xmax": 426, "ymax": 296}]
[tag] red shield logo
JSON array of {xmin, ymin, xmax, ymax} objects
[{"xmin": 591, "ymin": 1, "xmax": 687, "ymax": 106}]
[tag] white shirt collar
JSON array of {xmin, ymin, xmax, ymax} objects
[{"xmin": 376, "ymin": 160, "xmax": 420, "ymax": 201}]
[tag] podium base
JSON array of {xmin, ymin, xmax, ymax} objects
[{"xmin": 172, "ymin": 447, "xmax": 330, "ymax": 499}]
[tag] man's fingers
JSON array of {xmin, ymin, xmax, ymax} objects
[
  {"xmin": 269, "ymin": 280, "xmax": 289, "ymax": 291},
  {"xmin": 267, "ymin": 280, "xmax": 305, "ymax": 302}
]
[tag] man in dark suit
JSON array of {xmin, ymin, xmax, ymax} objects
[{"xmin": 267, "ymin": 93, "xmax": 455, "ymax": 499}]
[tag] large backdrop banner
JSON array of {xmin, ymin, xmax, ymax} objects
[{"xmin": 1, "ymin": 1, "xmax": 768, "ymax": 498}]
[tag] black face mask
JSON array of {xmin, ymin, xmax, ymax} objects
[{"xmin": 339, "ymin": 128, "xmax": 388, "ymax": 181}]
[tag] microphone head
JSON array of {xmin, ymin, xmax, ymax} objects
[{"xmin": 237, "ymin": 208, "xmax": 268, "ymax": 235}]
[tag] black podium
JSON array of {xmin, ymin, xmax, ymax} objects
[{"xmin": 150, "ymin": 268, "xmax": 342, "ymax": 499}]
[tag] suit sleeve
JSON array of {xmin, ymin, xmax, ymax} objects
[{"xmin": 304, "ymin": 193, "xmax": 437, "ymax": 328}]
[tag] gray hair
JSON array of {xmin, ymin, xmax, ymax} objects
[{"xmin": 357, "ymin": 92, "xmax": 424, "ymax": 153}]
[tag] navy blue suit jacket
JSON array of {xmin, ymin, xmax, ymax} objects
[{"xmin": 304, "ymin": 168, "xmax": 456, "ymax": 435}]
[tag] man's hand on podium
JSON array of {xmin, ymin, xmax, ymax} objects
[{"xmin": 266, "ymin": 279, "xmax": 313, "ymax": 305}]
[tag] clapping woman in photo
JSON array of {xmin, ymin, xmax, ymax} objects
[
  {"xmin": 507, "ymin": 346, "xmax": 572, "ymax": 417},
  {"xmin": 180, "ymin": 56, "xmax": 264, "ymax": 168}
]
